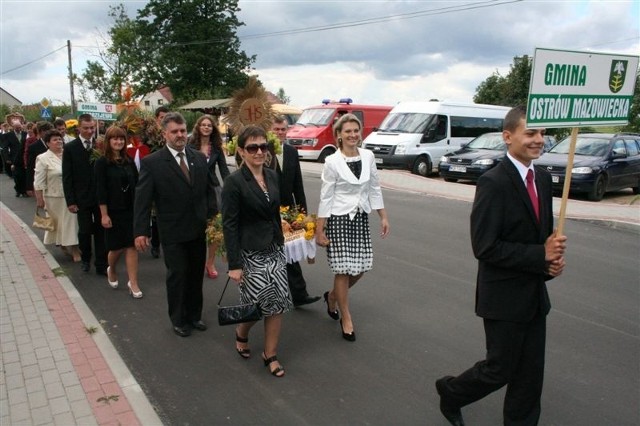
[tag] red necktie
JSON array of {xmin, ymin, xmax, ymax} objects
[{"xmin": 526, "ymin": 169, "xmax": 539, "ymax": 221}]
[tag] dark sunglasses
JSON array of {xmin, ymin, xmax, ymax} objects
[{"xmin": 244, "ymin": 143, "xmax": 269, "ymax": 154}]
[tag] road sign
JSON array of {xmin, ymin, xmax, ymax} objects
[
  {"xmin": 40, "ymin": 98, "xmax": 50, "ymax": 108},
  {"xmin": 527, "ymin": 48, "xmax": 639, "ymax": 128},
  {"xmin": 77, "ymin": 102, "xmax": 117, "ymax": 121},
  {"xmin": 40, "ymin": 108, "xmax": 52, "ymax": 119}
]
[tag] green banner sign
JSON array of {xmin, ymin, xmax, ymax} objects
[{"xmin": 527, "ymin": 48, "xmax": 639, "ymax": 128}]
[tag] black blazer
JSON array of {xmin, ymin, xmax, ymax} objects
[
  {"xmin": 133, "ymin": 145, "xmax": 216, "ymax": 245},
  {"xmin": 471, "ymin": 158, "xmax": 554, "ymax": 322},
  {"xmin": 222, "ymin": 166, "xmax": 283, "ymax": 270},
  {"xmin": 278, "ymin": 143, "xmax": 307, "ymax": 211},
  {"xmin": 26, "ymin": 139, "xmax": 49, "ymax": 191},
  {"xmin": 62, "ymin": 138, "xmax": 96, "ymax": 208},
  {"xmin": 207, "ymin": 146, "xmax": 230, "ymax": 186},
  {"xmin": 2, "ymin": 131, "xmax": 26, "ymax": 164},
  {"xmin": 94, "ymin": 157, "xmax": 139, "ymax": 211}
]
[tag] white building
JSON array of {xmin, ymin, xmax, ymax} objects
[{"xmin": 139, "ymin": 86, "xmax": 173, "ymax": 112}]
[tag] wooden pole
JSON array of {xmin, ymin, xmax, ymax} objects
[{"xmin": 556, "ymin": 127, "xmax": 579, "ymax": 236}]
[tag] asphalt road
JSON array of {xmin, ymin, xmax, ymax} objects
[{"xmin": 2, "ymin": 170, "xmax": 638, "ymax": 426}]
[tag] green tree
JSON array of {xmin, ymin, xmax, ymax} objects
[
  {"xmin": 276, "ymin": 88, "xmax": 290, "ymax": 104},
  {"xmin": 622, "ymin": 71, "xmax": 640, "ymax": 133},
  {"xmin": 78, "ymin": 5, "xmax": 141, "ymax": 103},
  {"xmin": 473, "ymin": 55, "xmax": 532, "ymax": 107},
  {"xmin": 134, "ymin": 0, "xmax": 255, "ymax": 103}
]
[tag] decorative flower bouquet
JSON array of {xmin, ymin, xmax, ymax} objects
[
  {"xmin": 89, "ymin": 136, "xmax": 105, "ymax": 164},
  {"xmin": 205, "ymin": 213, "xmax": 226, "ymax": 256},
  {"xmin": 280, "ymin": 205, "xmax": 316, "ymax": 241}
]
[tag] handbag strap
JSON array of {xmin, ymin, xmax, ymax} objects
[{"xmin": 217, "ymin": 277, "xmax": 232, "ymax": 306}]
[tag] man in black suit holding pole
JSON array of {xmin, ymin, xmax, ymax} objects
[
  {"xmin": 435, "ymin": 106, "xmax": 567, "ymax": 426},
  {"xmin": 269, "ymin": 116, "xmax": 320, "ymax": 307},
  {"xmin": 134, "ymin": 112, "xmax": 216, "ymax": 337}
]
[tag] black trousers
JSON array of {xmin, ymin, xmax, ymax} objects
[
  {"xmin": 76, "ymin": 205, "xmax": 107, "ymax": 269},
  {"xmin": 162, "ymin": 236, "xmax": 206, "ymax": 328},
  {"xmin": 286, "ymin": 261, "xmax": 308, "ymax": 301},
  {"xmin": 439, "ymin": 312, "xmax": 547, "ymax": 426},
  {"xmin": 13, "ymin": 166, "xmax": 26, "ymax": 194}
]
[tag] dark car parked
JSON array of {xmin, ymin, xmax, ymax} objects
[
  {"xmin": 534, "ymin": 133, "xmax": 640, "ymax": 201},
  {"xmin": 438, "ymin": 132, "xmax": 506, "ymax": 182}
]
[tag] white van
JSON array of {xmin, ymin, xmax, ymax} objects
[{"xmin": 362, "ymin": 101, "xmax": 511, "ymax": 176}]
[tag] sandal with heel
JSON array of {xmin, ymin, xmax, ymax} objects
[
  {"xmin": 235, "ymin": 331, "xmax": 251, "ymax": 359},
  {"xmin": 262, "ymin": 353, "xmax": 285, "ymax": 378}
]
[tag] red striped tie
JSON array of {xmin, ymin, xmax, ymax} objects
[{"xmin": 526, "ymin": 169, "xmax": 539, "ymax": 221}]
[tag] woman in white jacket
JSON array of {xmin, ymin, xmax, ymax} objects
[
  {"xmin": 315, "ymin": 114, "xmax": 390, "ymax": 342},
  {"xmin": 34, "ymin": 130, "xmax": 80, "ymax": 261}
]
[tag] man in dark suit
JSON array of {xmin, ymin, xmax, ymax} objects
[
  {"xmin": 269, "ymin": 117, "xmax": 320, "ymax": 307},
  {"xmin": 3, "ymin": 116, "xmax": 27, "ymax": 196},
  {"xmin": 62, "ymin": 114, "xmax": 107, "ymax": 275},
  {"xmin": 26, "ymin": 121, "xmax": 53, "ymax": 196},
  {"xmin": 134, "ymin": 112, "xmax": 216, "ymax": 337},
  {"xmin": 435, "ymin": 106, "xmax": 567, "ymax": 426},
  {"xmin": 1, "ymin": 113, "xmax": 25, "ymax": 181}
]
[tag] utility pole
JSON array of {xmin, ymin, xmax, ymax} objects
[{"xmin": 67, "ymin": 40, "xmax": 76, "ymax": 115}]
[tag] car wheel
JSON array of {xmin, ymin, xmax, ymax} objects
[
  {"xmin": 412, "ymin": 156, "xmax": 431, "ymax": 177},
  {"xmin": 587, "ymin": 174, "xmax": 606, "ymax": 201},
  {"xmin": 317, "ymin": 148, "xmax": 334, "ymax": 163},
  {"xmin": 444, "ymin": 178, "xmax": 458, "ymax": 183}
]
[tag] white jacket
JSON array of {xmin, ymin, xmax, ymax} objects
[{"xmin": 317, "ymin": 148, "xmax": 384, "ymax": 218}]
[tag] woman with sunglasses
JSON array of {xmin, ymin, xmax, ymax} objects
[
  {"xmin": 188, "ymin": 115, "xmax": 230, "ymax": 279},
  {"xmin": 315, "ymin": 113, "xmax": 390, "ymax": 342},
  {"xmin": 221, "ymin": 125, "xmax": 292, "ymax": 378}
]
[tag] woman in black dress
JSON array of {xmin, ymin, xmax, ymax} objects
[
  {"xmin": 95, "ymin": 126, "xmax": 142, "ymax": 298},
  {"xmin": 188, "ymin": 114, "xmax": 230, "ymax": 279}
]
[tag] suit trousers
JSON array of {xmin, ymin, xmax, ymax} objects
[
  {"xmin": 286, "ymin": 261, "xmax": 308, "ymax": 301},
  {"xmin": 77, "ymin": 205, "xmax": 107, "ymax": 269},
  {"xmin": 440, "ymin": 311, "xmax": 546, "ymax": 426},
  {"xmin": 162, "ymin": 236, "xmax": 206, "ymax": 328}
]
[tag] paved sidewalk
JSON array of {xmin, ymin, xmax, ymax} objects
[{"xmin": 0, "ymin": 203, "xmax": 161, "ymax": 425}]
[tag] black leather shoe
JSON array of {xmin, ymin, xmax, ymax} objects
[
  {"xmin": 151, "ymin": 247, "xmax": 160, "ymax": 258},
  {"xmin": 435, "ymin": 377, "xmax": 465, "ymax": 426},
  {"xmin": 293, "ymin": 295, "xmax": 321, "ymax": 307},
  {"xmin": 191, "ymin": 320, "xmax": 207, "ymax": 331},
  {"xmin": 96, "ymin": 267, "xmax": 107, "ymax": 276},
  {"xmin": 173, "ymin": 326, "xmax": 191, "ymax": 337},
  {"xmin": 81, "ymin": 262, "xmax": 90, "ymax": 272},
  {"xmin": 323, "ymin": 291, "xmax": 339, "ymax": 320}
]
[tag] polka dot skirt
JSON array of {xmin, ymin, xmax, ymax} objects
[{"xmin": 325, "ymin": 211, "xmax": 373, "ymax": 275}]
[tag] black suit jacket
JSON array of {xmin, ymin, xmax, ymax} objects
[
  {"xmin": 471, "ymin": 158, "xmax": 554, "ymax": 323},
  {"xmin": 222, "ymin": 166, "xmax": 283, "ymax": 270},
  {"xmin": 3, "ymin": 131, "xmax": 26, "ymax": 164},
  {"xmin": 133, "ymin": 146, "xmax": 216, "ymax": 245},
  {"xmin": 62, "ymin": 138, "xmax": 97, "ymax": 208},
  {"xmin": 207, "ymin": 146, "xmax": 230, "ymax": 186},
  {"xmin": 26, "ymin": 139, "xmax": 48, "ymax": 191},
  {"xmin": 278, "ymin": 143, "xmax": 307, "ymax": 211}
]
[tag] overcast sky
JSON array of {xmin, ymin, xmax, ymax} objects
[{"xmin": 1, "ymin": 0, "xmax": 638, "ymax": 109}]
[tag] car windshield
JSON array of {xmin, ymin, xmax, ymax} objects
[
  {"xmin": 549, "ymin": 137, "xmax": 610, "ymax": 156},
  {"xmin": 467, "ymin": 134, "xmax": 505, "ymax": 150},
  {"xmin": 378, "ymin": 113, "xmax": 431, "ymax": 133},
  {"xmin": 296, "ymin": 108, "xmax": 335, "ymax": 126}
]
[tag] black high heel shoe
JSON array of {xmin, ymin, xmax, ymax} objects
[
  {"xmin": 323, "ymin": 291, "xmax": 339, "ymax": 320},
  {"xmin": 340, "ymin": 319, "xmax": 356, "ymax": 342}
]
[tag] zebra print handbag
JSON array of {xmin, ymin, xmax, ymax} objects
[{"xmin": 217, "ymin": 277, "xmax": 262, "ymax": 326}]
